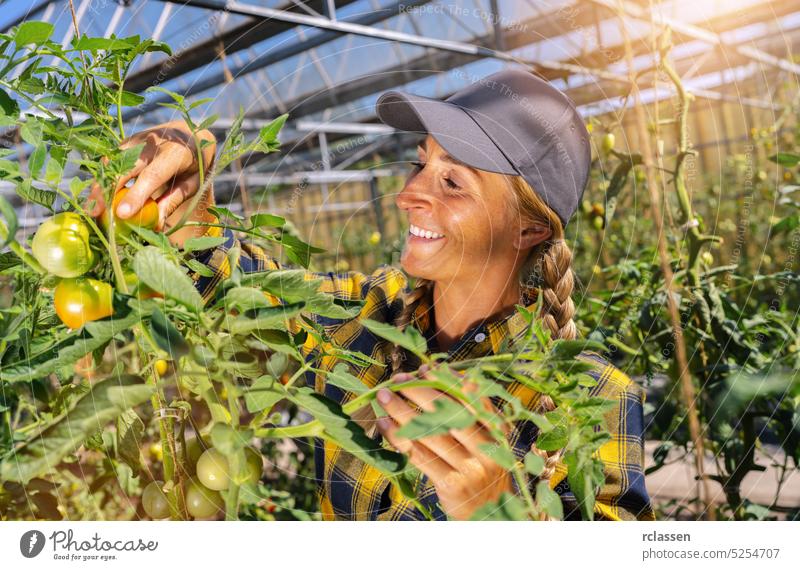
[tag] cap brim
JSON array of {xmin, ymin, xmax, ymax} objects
[{"xmin": 375, "ymin": 91, "xmax": 516, "ymax": 175}]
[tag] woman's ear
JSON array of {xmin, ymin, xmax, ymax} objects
[{"xmin": 514, "ymin": 220, "xmax": 552, "ymax": 250}]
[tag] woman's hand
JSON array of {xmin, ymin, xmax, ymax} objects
[
  {"xmin": 86, "ymin": 119, "xmax": 218, "ymax": 248},
  {"xmin": 375, "ymin": 364, "xmax": 513, "ymax": 520}
]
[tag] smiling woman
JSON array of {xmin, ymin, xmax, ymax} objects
[{"xmin": 100, "ymin": 69, "xmax": 655, "ymax": 521}]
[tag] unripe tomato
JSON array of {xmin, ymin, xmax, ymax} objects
[
  {"xmin": 185, "ymin": 477, "xmax": 224, "ymax": 519},
  {"xmin": 31, "ymin": 212, "xmax": 95, "ymax": 278},
  {"xmin": 185, "ymin": 436, "xmax": 205, "ymax": 470},
  {"xmin": 592, "ymin": 216, "xmax": 604, "ymax": 230},
  {"xmin": 196, "ymin": 447, "xmax": 262, "ymax": 491},
  {"xmin": 601, "ymin": 133, "xmax": 615, "ymax": 154},
  {"xmin": 701, "ymin": 251, "xmax": 714, "ymax": 265},
  {"xmin": 368, "ymin": 231, "xmax": 381, "ymax": 245},
  {"xmin": 148, "ymin": 442, "xmax": 163, "ymax": 462},
  {"xmin": 142, "ymin": 481, "xmax": 170, "ymax": 520},
  {"xmin": 102, "ymin": 187, "xmax": 159, "ymax": 236},
  {"xmin": 54, "ymin": 277, "xmax": 114, "ymax": 329}
]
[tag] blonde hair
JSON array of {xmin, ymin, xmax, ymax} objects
[{"xmin": 356, "ymin": 174, "xmax": 579, "ymax": 518}]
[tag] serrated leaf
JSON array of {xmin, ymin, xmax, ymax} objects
[
  {"xmin": 14, "ymin": 21, "xmax": 54, "ymax": 45},
  {"xmin": 183, "ymin": 235, "xmax": 227, "ymax": 253},
  {"xmin": 394, "ymin": 397, "xmax": 475, "ymax": 440},
  {"xmin": 250, "ymin": 213, "xmax": 285, "ymax": 229},
  {"xmin": 536, "ymin": 480, "xmax": 564, "ymax": 519},
  {"xmin": 224, "ymin": 302, "xmax": 304, "ymax": 335},
  {"xmin": 149, "ymin": 308, "xmax": 189, "ymax": 359},
  {"xmin": 325, "ymin": 363, "xmax": 368, "ymax": 395},
  {"xmin": 16, "ymin": 179, "xmax": 55, "ymax": 209},
  {"xmin": 0, "ymin": 375, "xmax": 153, "ymax": 483},
  {"xmin": 133, "ymin": 246, "xmax": 203, "ymax": 311},
  {"xmin": 477, "ymin": 443, "xmax": 517, "ymax": 470},
  {"xmin": 0, "ymin": 195, "xmax": 18, "ymax": 248},
  {"xmin": 244, "ymin": 375, "xmax": 285, "ymax": 414},
  {"xmin": 360, "ymin": 318, "xmax": 427, "ymax": 358},
  {"xmin": 116, "ymin": 408, "xmax": 144, "ymax": 472},
  {"xmin": 535, "ymin": 425, "xmax": 568, "ymax": 451}
]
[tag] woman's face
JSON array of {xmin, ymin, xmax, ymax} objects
[{"xmin": 395, "ymin": 134, "xmax": 548, "ymax": 285}]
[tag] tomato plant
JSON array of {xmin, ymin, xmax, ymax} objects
[{"xmin": 0, "ymin": 20, "xmax": 618, "ymax": 523}]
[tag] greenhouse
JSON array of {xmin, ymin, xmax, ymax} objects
[{"xmin": 0, "ymin": 0, "xmax": 798, "ymax": 536}]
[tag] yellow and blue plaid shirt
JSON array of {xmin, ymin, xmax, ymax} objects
[{"xmin": 193, "ymin": 228, "xmax": 656, "ymax": 521}]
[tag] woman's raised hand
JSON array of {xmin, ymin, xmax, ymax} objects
[
  {"xmin": 375, "ymin": 364, "xmax": 513, "ymax": 520},
  {"xmin": 86, "ymin": 119, "xmax": 218, "ymax": 247}
]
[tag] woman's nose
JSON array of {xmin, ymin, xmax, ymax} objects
[{"xmin": 396, "ymin": 173, "xmax": 434, "ymax": 212}]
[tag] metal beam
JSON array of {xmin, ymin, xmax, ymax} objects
[
  {"xmin": 124, "ymin": 0, "xmax": 359, "ymax": 92},
  {"xmin": 124, "ymin": 0, "xmax": 435, "ymax": 120},
  {"xmin": 590, "ymin": 0, "xmax": 800, "ymax": 76}
]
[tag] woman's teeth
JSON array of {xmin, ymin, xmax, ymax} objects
[{"xmin": 409, "ymin": 224, "xmax": 445, "ymax": 239}]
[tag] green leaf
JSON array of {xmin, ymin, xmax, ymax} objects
[
  {"xmin": 250, "ymin": 213, "xmax": 285, "ymax": 229},
  {"xmin": 535, "ymin": 425, "xmax": 568, "ymax": 451},
  {"xmin": 768, "ymin": 152, "xmax": 800, "ymax": 167},
  {"xmin": 119, "ymin": 91, "xmax": 145, "ymax": 107},
  {"xmin": 28, "ymin": 144, "xmax": 46, "ymax": 179},
  {"xmin": 108, "ymin": 144, "xmax": 144, "ymax": 178},
  {"xmin": 772, "ymin": 214, "xmax": 800, "ymax": 236},
  {"xmin": 477, "ymin": 443, "xmax": 518, "ymax": 470},
  {"xmin": 0, "ymin": 251, "xmax": 21, "ymax": 272},
  {"xmin": 0, "ymin": 195, "xmax": 18, "ymax": 248},
  {"xmin": 116, "ymin": 408, "xmax": 144, "ymax": 473},
  {"xmin": 72, "ymin": 35, "xmax": 133, "ymax": 52},
  {"xmin": 146, "ymin": 85, "xmax": 185, "ymax": 106},
  {"xmin": 133, "ymin": 246, "xmax": 204, "ymax": 312},
  {"xmin": 149, "ymin": 308, "xmax": 190, "ymax": 359},
  {"xmin": 183, "ymin": 235, "xmax": 227, "ymax": 253},
  {"xmin": 325, "ymin": 363, "xmax": 368, "ymax": 395},
  {"xmin": 394, "ymin": 397, "xmax": 475, "ymax": 440},
  {"xmin": 222, "ymin": 287, "xmax": 274, "ymax": 312},
  {"xmin": 224, "ymin": 303, "xmax": 304, "ymax": 335},
  {"xmin": 469, "ymin": 491, "xmax": 528, "ymax": 521},
  {"xmin": 524, "ymin": 451, "xmax": 545, "ymax": 477},
  {"xmin": 185, "ymin": 258, "xmax": 214, "ymax": 277},
  {"xmin": 16, "ymin": 179, "xmax": 55, "ymax": 209},
  {"xmin": 244, "ymin": 375, "xmax": 285, "ymax": 414},
  {"xmin": 0, "ymin": 375, "xmax": 154, "ymax": 483},
  {"xmin": 287, "ymin": 387, "xmax": 405, "ymax": 475},
  {"xmin": 208, "ymin": 205, "xmax": 243, "ymax": 222},
  {"xmin": 14, "ymin": 21, "xmax": 54, "ymax": 45},
  {"xmin": 360, "ymin": 318, "xmax": 428, "ymax": 358},
  {"xmin": 256, "ymin": 114, "xmax": 288, "ymax": 149},
  {"xmin": 0, "ymin": 88, "xmax": 20, "ymax": 117},
  {"xmin": 536, "ymin": 480, "xmax": 564, "ymax": 519}
]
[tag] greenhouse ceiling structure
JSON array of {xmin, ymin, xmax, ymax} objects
[{"xmin": 2, "ymin": 0, "xmax": 799, "ymax": 218}]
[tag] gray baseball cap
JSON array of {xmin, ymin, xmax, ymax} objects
[{"xmin": 375, "ymin": 69, "xmax": 591, "ymax": 227}]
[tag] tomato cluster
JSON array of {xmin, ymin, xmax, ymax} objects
[
  {"xmin": 29, "ymin": 189, "xmax": 161, "ymax": 330},
  {"xmin": 141, "ymin": 437, "xmax": 263, "ymax": 520}
]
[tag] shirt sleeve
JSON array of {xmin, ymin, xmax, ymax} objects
[
  {"xmin": 509, "ymin": 356, "xmax": 656, "ymax": 521},
  {"xmin": 189, "ymin": 227, "xmax": 378, "ymax": 306}
]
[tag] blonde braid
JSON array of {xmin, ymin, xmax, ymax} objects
[{"xmin": 508, "ymin": 175, "xmax": 580, "ymax": 520}]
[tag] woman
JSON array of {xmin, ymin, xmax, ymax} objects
[{"xmin": 90, "ymin": 69, "xmax": 655, "ymax": 521}]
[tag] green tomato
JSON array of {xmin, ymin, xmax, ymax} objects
[
  {"xmin": 196, "ymin": 447, "xmax": 262, "ymax": 491},
  {"xmin": 142, "ymin": 481, "xmax": 170, "ymax": 520},
  {"xmin": 185, "ymin": 435, "xmax": 205, "ymax": 471},
  {"xmin": 31, "ymin": 212, "xmax": 96, "ymax": 278},
  {"xmin": 601, "ymin": 133, "xmax": 615, "ymax": 154},
  {"xmin": 185, "ymin": 478, "xmax": 224, "ymax": 519}
]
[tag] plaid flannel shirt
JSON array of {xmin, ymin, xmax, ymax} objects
[{"xmin": 193, "ymin": 228, "xmax": 655, "ymax": 521}]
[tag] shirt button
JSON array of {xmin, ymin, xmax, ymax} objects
[{"xmin": 474, "ymin": 332, "xmax": 487, "ymax": 343}]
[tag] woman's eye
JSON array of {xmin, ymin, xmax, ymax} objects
[
  {"xmin": 410, "ymin": 160, "xmax": 425, "ymax": 171},
  {"xmin": 444, "ymin": 177, "xmax": 461, "ymax": 191}
]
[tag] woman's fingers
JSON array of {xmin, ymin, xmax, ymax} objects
[
  {"xmin": 376, "ymin": 388, "xmax": 473, "ymax": 471},
  {"xmin": 86, "ymin": 182, "xmax": 106, "ymax": 217},
  {"xmin": 377, "ymin": 416, "xmax": 454, "ymax": 483},
  {"xmin": 156, "ymin": 170, "xmax": 200, "ymax": 230}
]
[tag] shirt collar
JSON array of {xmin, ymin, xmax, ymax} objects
[{"xmin": 411, "ymin": 284, "xmax": 540, "ymax": 360}]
